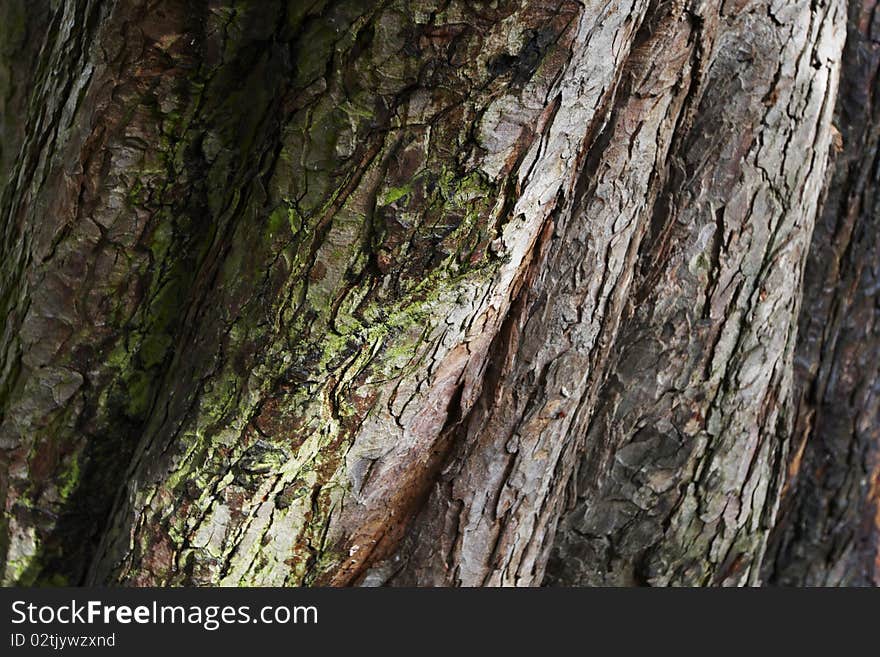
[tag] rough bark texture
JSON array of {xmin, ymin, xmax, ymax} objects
[
  {"xmin": 0, "ymin": 1, "xmax": 53, "ymax": 190},
  {"xmin": 0, "ymin": 0, "xmax": 876, "ymax": 587},
  {"xmin": 543, "ymin": 0, "xmax": 845, "ymax": 587},
  {"xmin": 763, "ymin": 0, "xmax": 880, "ymax": 587}
]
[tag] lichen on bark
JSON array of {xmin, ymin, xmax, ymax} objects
[{"xmin": 0, "ymin": 0, "xmax": 876, "ymax": 587}]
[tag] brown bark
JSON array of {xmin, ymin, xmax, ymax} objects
[
  {"xmin": 0, "ymin": 0, "xmax": 876, "ymax": 587},
  {"xmin": 394, "ymin": 0, "xmax": 846, "ymax": 587},
  {"xmin": 763, "ymin": 0, "xmax": 880, "ymax": 587},
  {"xmin": 0, "ymin": 1, "xmax": 52, "ymax": 190}
]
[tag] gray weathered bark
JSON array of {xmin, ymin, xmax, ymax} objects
[
  {"xmin": 763, "ymin": 0, "xmax": 880, "ymax": 587},
  {"xmin": 0, "ymin": 0, "xmax": 875, "ymax": 587}
]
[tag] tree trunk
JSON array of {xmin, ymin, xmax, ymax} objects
[
  {"xmin": 0, "ymin": 0, "xmax": 875, "ymax": 587},
  {"xmin": 762, "ymin": 0, "xmax": 880, "ymax": 587}
]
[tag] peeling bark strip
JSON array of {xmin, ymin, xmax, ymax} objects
[{"xmin": 0, "ymin": 1, "xmax": 873, "ymax": 587}]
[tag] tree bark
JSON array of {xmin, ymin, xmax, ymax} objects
[
  {"xmin": 0, "ymin": 0, "xmax": 875, "ymax": 587},
  {"xmin": 762, "ymin": 0, "xmax": 880, "ymax": 587}
]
